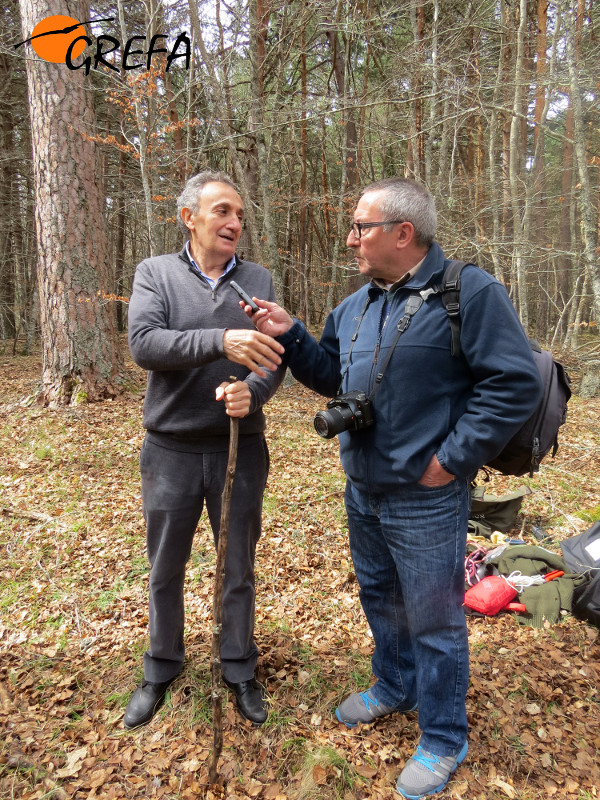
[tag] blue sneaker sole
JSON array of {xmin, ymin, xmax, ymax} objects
[{"xmin": 396, "ymin": 741, "xmax": 468, "ymax": 799}]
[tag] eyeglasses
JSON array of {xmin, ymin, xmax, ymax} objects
[{"xmin": 349, "ymin": 220, "xmax": 404, "ymax": 239}]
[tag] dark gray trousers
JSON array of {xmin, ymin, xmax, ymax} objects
[{"xmin": 139, "ymin": 434, "xmax": 269, "ymax": 684}]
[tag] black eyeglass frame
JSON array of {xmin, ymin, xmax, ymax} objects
[{"xmin": 350, "ymin": 220, "xmax": 405, "ymax": 239}]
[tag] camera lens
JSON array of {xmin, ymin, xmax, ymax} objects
[
  {"xmin": 314, "ymin": 406, "xmax": 355, "ymax": 438},
  {"xmin": 314, "ymin": 412, "xmax": 334, "ymax": 438}
]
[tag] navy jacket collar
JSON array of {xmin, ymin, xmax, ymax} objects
[{"xmin": 368, "ymin": 242, "xmax": 446, "ymax": 298}]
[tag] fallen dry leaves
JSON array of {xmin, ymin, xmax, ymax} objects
[{"xmin": 0, "ymin": 348, "xmax": 599, "ymax": 799}]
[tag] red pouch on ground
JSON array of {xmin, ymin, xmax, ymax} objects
[{"xmin": 464, "ymin": 575, "xmax": 517, "ymax": 615}]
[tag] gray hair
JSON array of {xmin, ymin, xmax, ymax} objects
[
  {"xmin": 360, "ymin": 177, "xmax": 437, "ymax": 248},
  {"xmin": 176, "ymin": 171, "xmax": 239, "ymax": 238}
]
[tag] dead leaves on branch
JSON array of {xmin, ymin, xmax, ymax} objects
[{"xmin": 0, "ymin": 353, "xmax": 599, "ymax": 799}]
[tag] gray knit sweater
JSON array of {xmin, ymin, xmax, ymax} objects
[{"xmin": 128, "ymin": 249, "xmax": 284, "ymax": 445}]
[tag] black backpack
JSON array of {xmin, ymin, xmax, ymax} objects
[
  {"xmin": 561, "ymin": 523, "xmax": 600, "ymax": 628},
  {"xmin": 440, "ymin": 260, "xmax": 572, "ymax": 477},
  {"xmin": 572, "ymin": 573, "xmax": 600, "ymax": 628},
  {"xmin": 561, "ymin": 522, "xmax": 600, "ymax": 574}
]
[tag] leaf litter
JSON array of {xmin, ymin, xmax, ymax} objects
[{"xmin": 0, "ymin": 350, "xmax": 599, "ymax": 799}]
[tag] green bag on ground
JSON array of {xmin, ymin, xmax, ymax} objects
[{"xmin": 468, "ymin": 485, "xmax": 531, "ymax": 538}]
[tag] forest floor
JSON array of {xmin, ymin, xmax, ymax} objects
[{"xmin": 0, "ymin": 347, "xmax": 599, "ymax": 800}]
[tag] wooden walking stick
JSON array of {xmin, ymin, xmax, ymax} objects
[{"xmin": 208, "ymin": 379, "xmax": 239, "ymax": 785}]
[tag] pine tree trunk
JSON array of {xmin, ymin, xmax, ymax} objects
[{"xmin": 19, "ymin": 0, "xmax": 124, "ymax": 406}]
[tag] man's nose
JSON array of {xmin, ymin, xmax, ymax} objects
[{"xmin": 347, "ymin": 229, "xmax": 359, "ymax": 247}]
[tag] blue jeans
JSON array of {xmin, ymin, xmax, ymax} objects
[{"xmin": 345, "ymin": 478, "xmax": 470, "ymax": 757}]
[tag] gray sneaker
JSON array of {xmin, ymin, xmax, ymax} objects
[
  {"xmin": 335, "ymin": 689, "xmax": 414, "ymax": 728},
  {"xmin": 396, "ymin": 742, "xmax": 468, "ymax": 799}
]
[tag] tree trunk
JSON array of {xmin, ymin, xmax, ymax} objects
[
  {"xmin": 325, "ymin": 4, "xmax": 360, "ymax": 297},
  {"xmin": 509, "ymin": 0, "xmax": 529, "ymax": 326},
  {"xmin": 115, "ymin": 138, "xmax": 127, "ymax": 332},
  {"xmin": 249, "ymin": 0, "xmax": 281, "ymax": 289},
  {"xmin": 424, "ymin": 0, "xmax": 439, "ymax": 187},
  {"xmin": 533, "ymin": 0, "xmax": 548, "ymax": 241},
  {"xmin": 473, "ymin": 38, "xmax": 486, "ymax": 246},
  {"xmin": 414, "ymin": 0, "xmax": 426, "ymax": 180},
  {"xmin": 0, "ymin": 56, "xmax": 16, "ymax": 341},
  {"xmin": 19, "ymin": 0, "xmax": 124, "ymax": 406},
  {"xmin": 531, "ymin": 1, "xmax": 561, "ymax": 340},
  {"xmin": 298, "ymin": 24, "xmax": 309, "ymax": 323},
  {"xmin": 488, "ymin": 68, "xmax": 504, "ymax": 283},
  {"xmin": 188, "ymin": 0, "xmax": 262, "ymax": 260},
  {"xmin": 325, "ymin": 15, "xmax": 358, "ymax": 193},
  {"xmin": 564, "ymin": 0, "xmax": 600, "ymax": 323},
  {"xmin": 501, "ymin": 0, "xmax": 513, "ymax": 243},
  {"xmin": 116, "ymin": 0, "xmax": 158, "ymax": 257}
]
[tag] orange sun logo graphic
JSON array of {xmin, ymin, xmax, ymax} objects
[
  {"xmin": 14, "ymin": 14, "xmax": 114, "ymax": 63},
  {"xmin": 28, "ymin": 15, "xmax": 87, "ymax": 63}
]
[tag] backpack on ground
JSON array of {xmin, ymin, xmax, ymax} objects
[
  {"xmin": 561, "ymin": 523, "xmax": 600, "ymax": 628},
  {"xmin": 561, "ymin": 522, "xmax": 600, "ymax": 574},
  {"xmin": 572, "ymin": 572, "xmax": 600, "ymax": 628},
  {"xmin": 439, "ymin": 260, "xmax": 572, "ymax": 478}
]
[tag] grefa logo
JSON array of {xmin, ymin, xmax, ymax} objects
[{"xmin": 14, "ymin": 14, "xmax": 190, "ymax": 74}]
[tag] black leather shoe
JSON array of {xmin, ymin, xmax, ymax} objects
[
  {"xmin": 123, "ymin": 679, "xmax": 175, "ymax": 729},
  {"xmin": 224, "ymin": 678, "xmax": 268, "ymax": 725}
]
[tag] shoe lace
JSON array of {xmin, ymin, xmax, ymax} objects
[
  {"xmin": 359, "ymin": 691, "xmax": 380, "ymax": 712},
  {"xmin": 412, "ymin": 746, "xmax": 444, "ymax": 775}
]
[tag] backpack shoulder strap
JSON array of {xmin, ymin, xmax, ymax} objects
[{"xmin": 440, "ymin": 260, "xmax": 469, "ymax": 358}]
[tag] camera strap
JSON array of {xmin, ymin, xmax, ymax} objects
[
  {"xmin": 369, "ymin": 293, "xmax": 425, "ymax": 400},
  {"xmin": 338, "ymin": 291, "xmax": 427, "ymax": 399},
  {"xmin": 337, "ymin": 295, "xmax": 373, "ymax": 395}
]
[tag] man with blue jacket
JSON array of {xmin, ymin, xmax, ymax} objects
[{"xmin": 244, "ymin": 178, "xmax": 542, "ymax": 798}]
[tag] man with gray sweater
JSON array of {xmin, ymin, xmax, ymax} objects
[{"xmin": 124, "ymin": 171, "xmax": 285, "ymax": 728}]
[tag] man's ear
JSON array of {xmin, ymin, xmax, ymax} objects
[
  {"xmin": 181, "ymin": 207, "xmax": 194, "ymax": 230},
  {"xmin": 395, "ymin": 221, "xmax": 415, "ymax": 249}
]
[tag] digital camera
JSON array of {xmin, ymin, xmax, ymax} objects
[{"xmin": 313, "ymin": 391, "xmax": 374, "ymax": 439}]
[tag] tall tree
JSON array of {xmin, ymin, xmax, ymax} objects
[
  {"xmin": 248, "ymin": 0, "xmax": 280, "ymax": 283},
  {"xmin": 563, "ymin": 0, "xmax": 600, "ymax": 323},
  {"xmin": 18, "ymin": 0, "xmax": 124, "ymax": 405},
  {"xmin": 509, "ymin": 0, "xmax": 530, "ymax": 326},
  {"xmin": 0, "ymin": 0, "xmax": 36, "ymax": 349}
]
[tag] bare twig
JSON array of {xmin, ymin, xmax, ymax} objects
[
  {"xmin": 1, "ymin": 505, "xmax": 54, "ymax": 523},
  {"xmin": 290, "ymin": 490, "xmax": 344, "ymax": 507}
]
